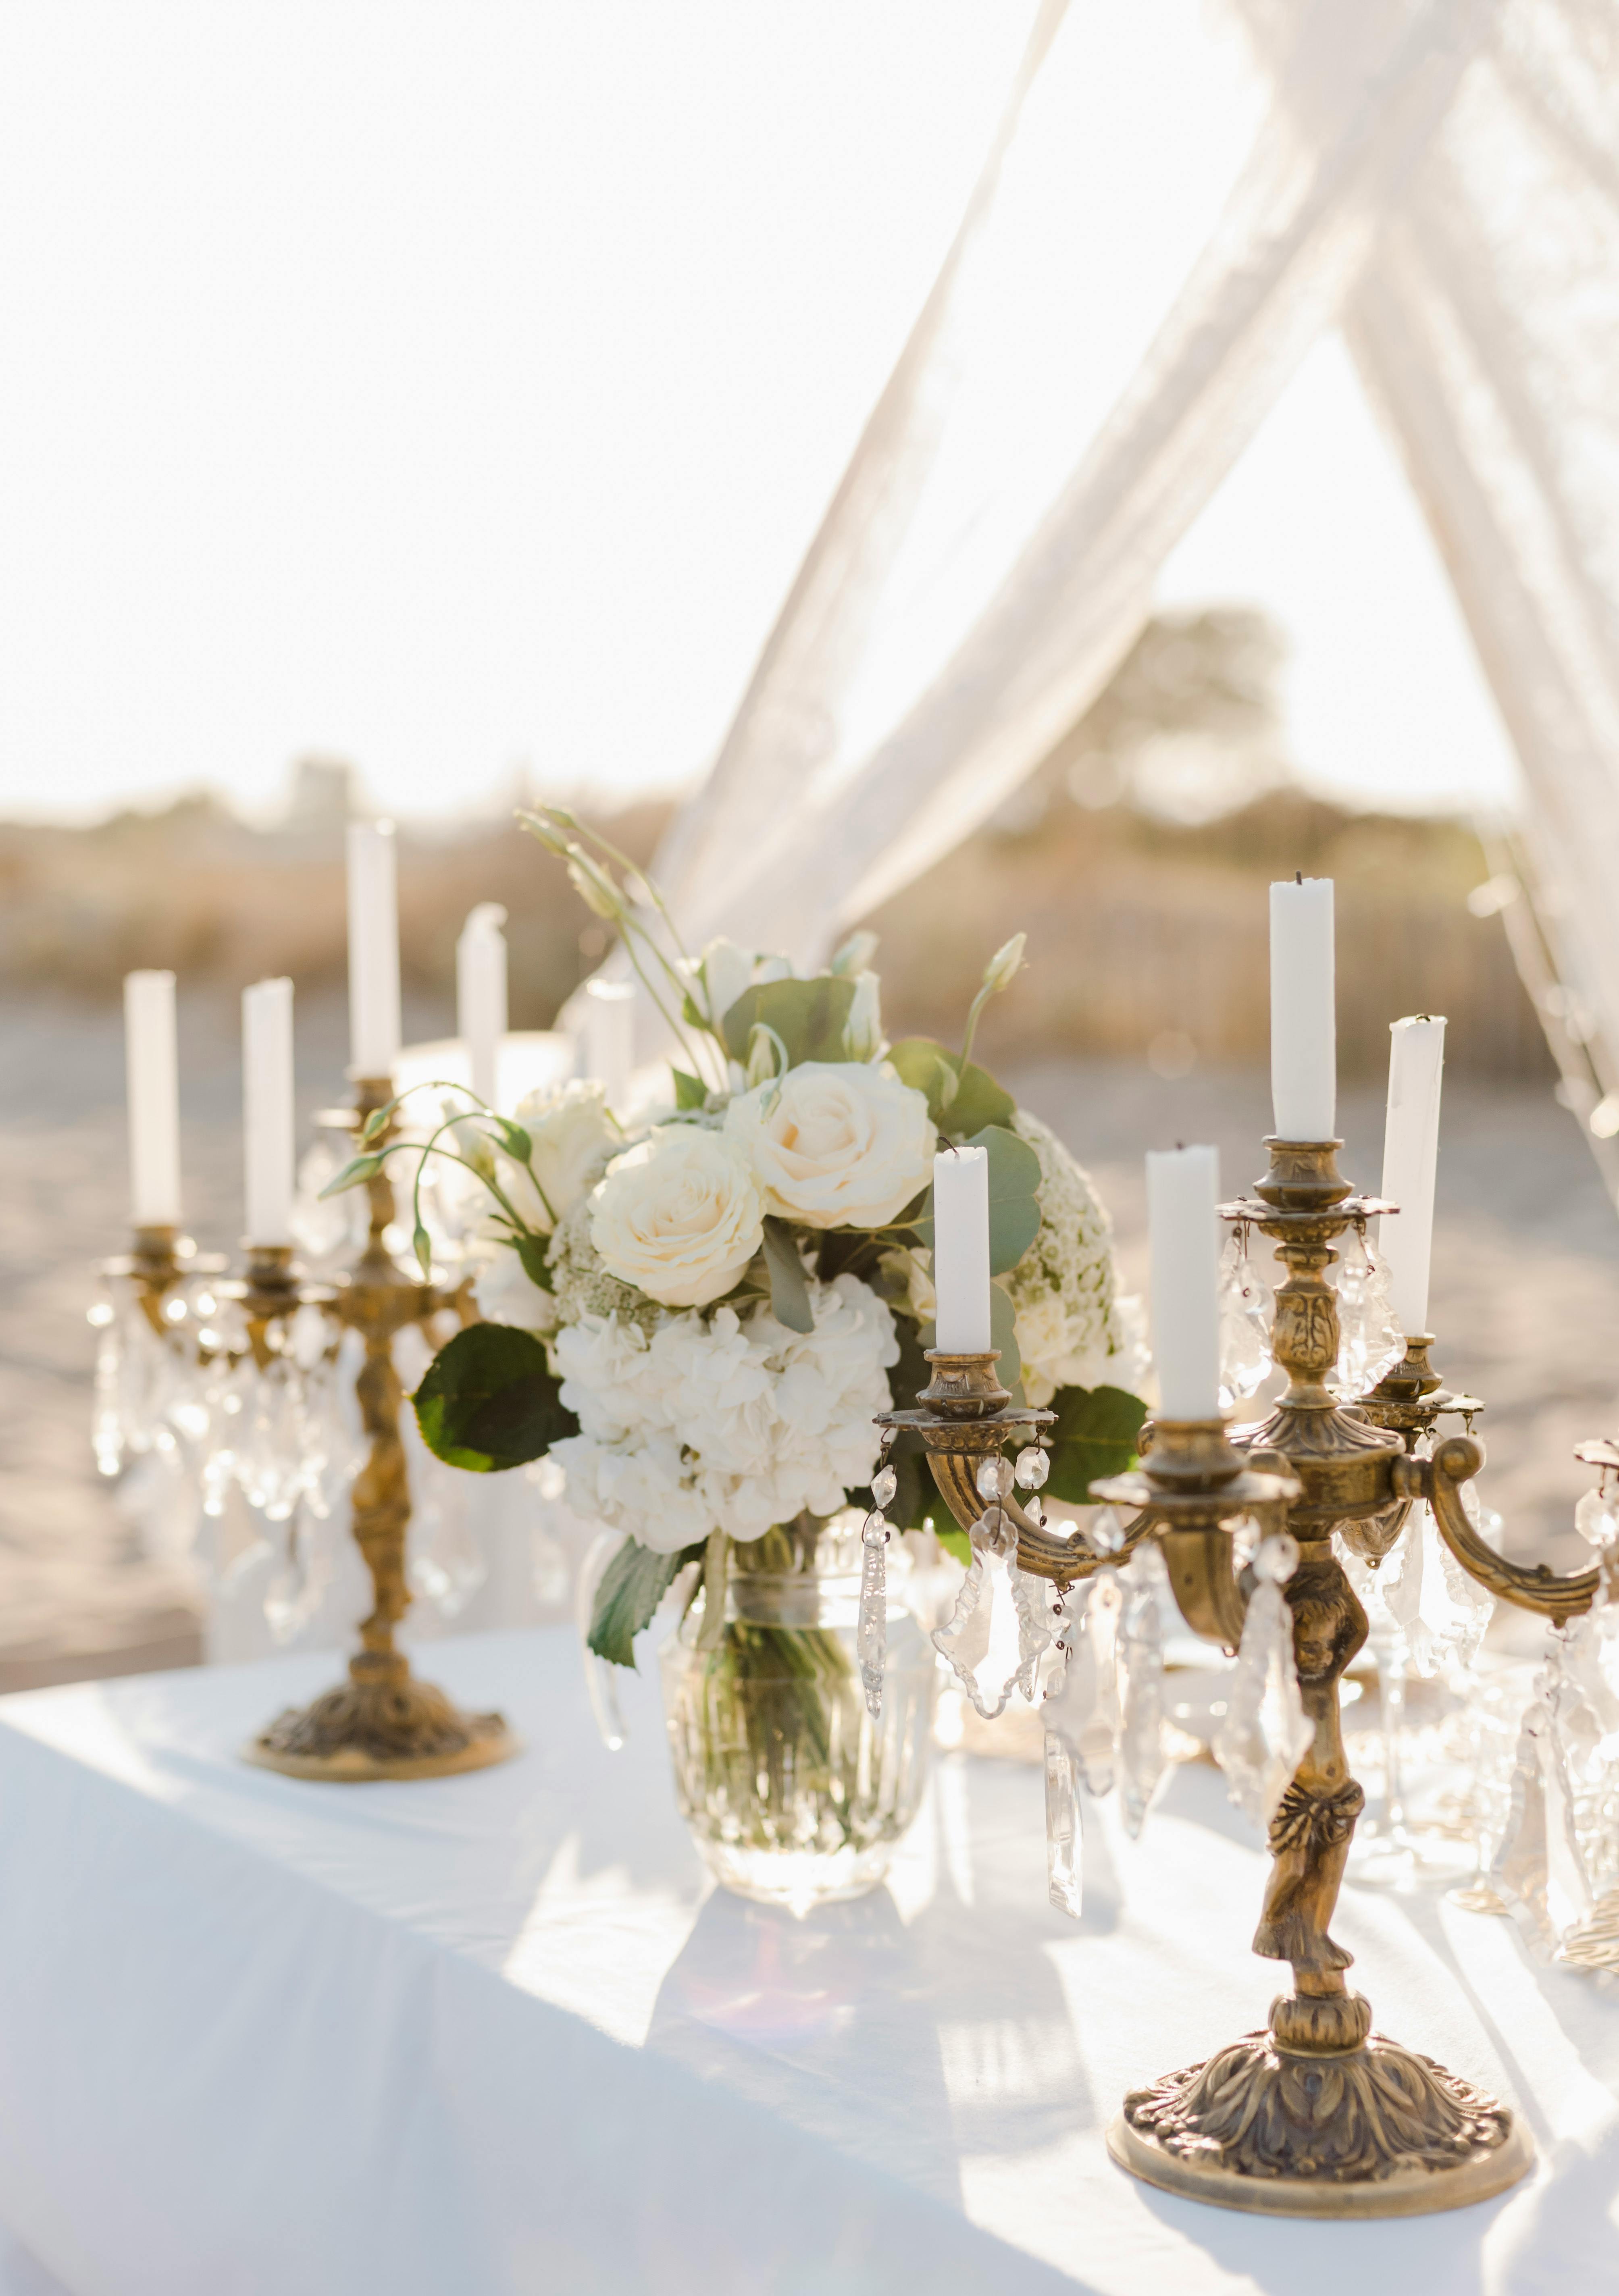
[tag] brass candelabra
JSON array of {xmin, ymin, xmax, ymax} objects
[
  {"xmin": 891, "ymin": 1134, "xmax": 1600, "ymax": 2219},
  {"xmin": 241, "ymin": 1078, "xmax": 519, "ymax": 1783}
]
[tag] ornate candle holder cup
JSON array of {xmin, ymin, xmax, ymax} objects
[
  {"xmin": 242, "ymin": 1078, "xmax": 519, "ymax": 1782},
  {"xmin": 888, "ymin": 1134, "xmax": 1599, "ymax": 2218}
]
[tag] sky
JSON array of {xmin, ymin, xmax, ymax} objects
[{"xmin": 0, "ymin": 1, "xmax": 1521, "ymax": 827}]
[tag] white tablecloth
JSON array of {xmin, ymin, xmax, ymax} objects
[{"xmin": 0, "ymin": 1630, "xmax": 1614, "ymax": 2295}]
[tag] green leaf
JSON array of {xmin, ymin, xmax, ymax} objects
[
  {"xmin": 411, "ymin": 1323, "xmax": 578, "ymax": 1473},
  {"xmin": 671, "ymin": 1066, "xmax": 708, "ymax": 1111},
  {"xmin": 1044, "ymin": 1384, "xmax": 1150, "ymax": 1505},
  {"xmin": 589, "ymin": 1536, "xmax": 706, "ymax": 1668},
  {"xmin": 760, "ymin": 1216, "xmax": 814, "ymax": 1333},
  {"xmin": 513, "ymin": 1233, "xmax": 552, "ymax": 1290},
  {"xmin": 721, "ymin": 976, "xmax": 857, "ymax": 1069},
  {"xmin": 318, "ymin": 1150, "xmax": 386, "ymax": 1199},
  {"xmin": 887, "ymin": 1040, "xmax": 1015, "ymax": 1136},
  {"xmin": 911, "ymin": 1123, "xmax": 1041, "ymax": 1278}
]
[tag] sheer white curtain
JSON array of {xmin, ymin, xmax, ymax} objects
[{"xmin": 651, "ymin": 0, "xmax": 1619, "ymax": 1184}]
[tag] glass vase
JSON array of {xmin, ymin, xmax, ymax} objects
[{"xmin": 660, "ymin": 1516, "xmax": 937, "ymax": 1913}]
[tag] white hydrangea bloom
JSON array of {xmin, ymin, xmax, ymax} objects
[
  {"xmin": 1004, "ymin": 1110, "xmax": 1139, "ymax": 1407},
  {"xmin": 550, "ymin": 1271, "xmax": 898, "ymax": 1553}
]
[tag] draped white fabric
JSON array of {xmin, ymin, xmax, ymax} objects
[{"xmin": 651, "ymin": 0, "xmax": 1619, "ymax": 1150}]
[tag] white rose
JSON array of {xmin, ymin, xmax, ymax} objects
[
  {"xmin": 725, "ymin": 1061, "xmax": 933, "ymax": 1230},
  {"xmin": 510, "ymin": 1079, "xmax": 618, "ymax": 1233},
  {"xmin": 589, "ymin": 1125, "xmax": 765, "ymax": 1308}
]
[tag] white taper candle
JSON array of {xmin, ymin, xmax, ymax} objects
[
  {"xmin": 1378, "ymin": 1015, "xmax": 1446, "ymax": 1337},
  {"xmin": 583, "ymin": 977, "xmax": 635, "ymax": 1111},
  {"xmin": 1145, "ymin": 1145, "xmax": 1222, "ymax": 1418},
  {"xmin": 123, "ymin": 970, "xmax": 181, "ymax": 1228},
  {"xmin": 1269, "ymin": 878, "xmax": 1336, "ymax": 1139},
  {"xmin": 243, "ymin": 977, "xmax": 295, "ymax": 1247},
  {"xmin": 346, "ymin": 821, "xmax": 401, "ymax": 1079},
  {"xmin": 932, "ymin": 1144, "xmax": 991, "ymax": 1354},
  {"xmin": 457, "ymin": 903, "xmax": 508, "ymax": 1110}
]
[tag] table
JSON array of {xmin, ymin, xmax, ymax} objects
[{"xmin": 0, "ymin": 1629, "xmax": 1613, "ymax": 2294}]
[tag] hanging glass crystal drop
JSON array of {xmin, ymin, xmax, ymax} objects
[
  {"xmin": 1044, "ymin": 1731, "xmax": 1084, "ymax": 1919},
  {"xmin": 931, "ymin": 1506, "xmax": 1052, "ymax": 1720},
  {"xmin": 1211, "ymin": 1545, "xmax": 1312, "ymax": 1829},
  {"xmin": 1575, "ymin": 1486, "xmax": 1619, "ymax": 1549},
  {"xmin": 976, "ymin": 1454, "xmax": 1012, "ymax": 1502},
  {"xmin": 1330, "ymin": 1225, "xmax": 1405, "ymax": 1398},
  {"xmin": 1043, "ymin": 1572, "xmax": 1122, "ymax": 1795},
  {"xmin": 1384, "ymin": 1497, "xmax": 1493, "ymax": 1678},
  {"xmin": 1490, "ymin": 1649, "xmax": 1599, "ymax": 1959},
  {"xmin": 870, "ymin": 1462, "xmax": 899, "ymax": 1510},
  {"xmin": 1217, "ymin": 1227, "xmax": 1274, "ymax": 1409},
  {"xmin": 858, "ymin": 1510, "xmax": 889, "ymax": 1718},
  {"xmin": 1117, "ymin": 1542, "xmax": 1168, "ymax": 1836},
  {"xmin": 1089, "ymin": 1506, "xmax": 1126, "ymax": 1555},
  {"xmin": 1015, "ymin": 1445, "xmax": 1049, "ymax": 1490},
  {"xmin": 1011, "ymin": 1565, "xmax": 1055, "ymax": 1701}
]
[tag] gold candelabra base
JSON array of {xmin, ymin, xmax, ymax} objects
[
  {"xmin": 245, "ymin": 1651, "xmax": 517, "ymax": 1783},
  {"xmin": 1108, "ymin": 2042, "xmax": 1533, "ymax": 2218}
]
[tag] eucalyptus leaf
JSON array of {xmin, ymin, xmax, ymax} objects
[
  {"xmin": 1043, "ymin": 1384, "xmax": 1149, "ymax": 1504},
  {"xmin": 671, "ymin": 1067, "xmax": 708, "ymax": 1111},
  {"xmin": 721, "ymin": 976, "xmax": 856, "ymax": 1069},
  {"xmin": 887, "ymin": 1040, "xmax": 1016, "ymax": 1136},
  {"xmin": 589, "ymin": 1536, "xmax": 706, "ymax": 1668},
  {"xmin": 411, "ymin": 1323, "xmax": 578, "ymax": 1473},
  {"xmin": 760, "ymin": 1217, "xmax": 814, "ymax": 1334}
]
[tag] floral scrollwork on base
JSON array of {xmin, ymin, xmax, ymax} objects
[{"xmin": 1123, "ymin": 2032, "xmax": 1513, "ymax": 2183}]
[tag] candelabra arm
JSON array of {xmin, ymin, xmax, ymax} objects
[
  {"xmin": 1407, "ymin": 1436, "xmax": 1599, "ymax": 1623},
  {"xmin": 1157, "ymin": 1529, "xmax": 1251, "ymax": 1650}
]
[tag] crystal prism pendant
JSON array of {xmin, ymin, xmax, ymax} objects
[
  {"xmin": 1044, "ymin": 1731, "xmax": 1084, "ymax": 1918},
  {"xmin": 1043, "ymin": 1572, "xmax": 1122, "ymax": 1795},
  {"xmin": 857, "ymin": 1511, "xmax": 889, "ymax": 1718},
  {"xmin": 1490, "ymin": 1651, "xmax": 1598, "ymax": 1959},
  {"xmin": 1575, "ymin": 1487, "xmax": 1619, "ymax": 1549},
  {"xmin": 931, "ymin": 1509, "xmax": 1053, "ymax": 1720},
  {"xmin": 1383, "ymin": 1496, "xmax": 1494, "ymax": 1678},
  {"xmin": 1330, "ymin": 1224, "xmax": 1404, "ymax": 1398},
  {"xmin": 1217, "ymin": 1226, "xmax": 1273, "ymax": 1409},
  {"xmin": 1211, "ymin": 1551, "xmax": 1312, "ymax": 1830},
  {"xmin": 1117, "ymin": 1543, "xmax": 1168, "ymax": 1836}
]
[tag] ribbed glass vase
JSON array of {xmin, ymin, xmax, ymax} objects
[{"xmin": 660, "ymin": 1516, "xmax": 936, "ymax": 1914}]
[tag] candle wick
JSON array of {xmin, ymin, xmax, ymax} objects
[
  {"xmin": 1294, "ymin": 869, "xmax": 1303, "ymax": 884},
  {"xmin": 937, "ymin": 1136, "xmax": 960, "ymax": 1157}
]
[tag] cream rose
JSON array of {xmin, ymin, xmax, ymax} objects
[
  {"xmin": 589, "ymin": 1124, "xmax": 765, "ymax": 1308},
  {"xmin": 510, "ymin": 1079, "xmax": 617, "ymax": 1233},
  {"xmin": 725, "ymin": 1061, "xmax": 933, "ymax": 1229}
]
